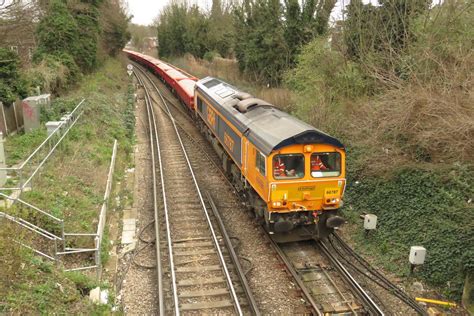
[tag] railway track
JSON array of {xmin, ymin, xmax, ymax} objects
[
  {"xmin": 326, "ymin": 234, "xmax": 428, "ymax": 315},
  {"xmin": 132, "ymin": 62, "xmax": 426, "ymax": 316},
  {"xmin": 133, "ymin": 67, "xmax": 259, "ymax": 315}
]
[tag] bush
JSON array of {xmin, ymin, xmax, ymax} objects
[
  {"xmin": 203, "ymin": 51, "xmax": 221, "ymax": 62},
  {"xmin": 27, "ymin": 54, "xmax": 81, "ymax": 95},
  {"xmin": 0, "ymin": 48, "xmax": 27, "ymax": 105},
  {"xmin": 284, "ymin": 37, "xmax": 370, "ymax": 132}
]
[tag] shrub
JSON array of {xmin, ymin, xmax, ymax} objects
[
  {"xmin": 284, "ymin": 37, "xmax": 370, "ymax": 132},
  {"xmin": 0, "ymin": 48, "xmax": 27, "ymax": 105}
]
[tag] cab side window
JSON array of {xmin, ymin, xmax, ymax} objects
[
  {"xmin": 197, "ymin": 96, "xmax": 203, "ymax": 112},
  {"xmin": 256, "ymin": 151, "xmax": 266, "ymax": 176}
]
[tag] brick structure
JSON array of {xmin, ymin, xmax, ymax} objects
[{"xmin": 0, "ymin": 2, "xmax": 37, "ymax": 65}]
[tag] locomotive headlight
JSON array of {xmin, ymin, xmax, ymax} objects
[{"xmin": 273, "ymin": 201, "xmax": 282, "ymax": 207}]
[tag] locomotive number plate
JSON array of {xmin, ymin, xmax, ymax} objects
[{"xmin": 325, "ymin": 188, "xmax": 340, "ymax": 195}]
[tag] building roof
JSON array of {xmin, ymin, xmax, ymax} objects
[{"xmin": 195, "ymin": 77, "xmax": 344, "ymax": 156}]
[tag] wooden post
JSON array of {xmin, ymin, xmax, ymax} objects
[
  {"xmin": 0, "ymin": 132, "xmax": 6, "ymax": 187},
  {"xmin": 0, "ymin": 103, "xmax": 8, "ymax": 135},
  {"xmin": 13, "ymin": 101, "xmax": 20, "ymax": 132},
  {"xmin": 463, "ymin": 272, "xmax": 473, "ymax": 313}
]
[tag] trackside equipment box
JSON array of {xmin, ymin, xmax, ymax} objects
[
  {"xmin": 22, "ymin": 94, "xmax": 51, "ymax": 132},
  {"xmin": 409, "ymin": 246, "xmax": 426, "ymax": 265}
]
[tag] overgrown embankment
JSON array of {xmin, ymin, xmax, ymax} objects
[
  {"xmin": 344, "ymin": 165, "xmax": 473, "ymax": 299},
  {"xmin": 285, "ymin": 1, "xmax": 474, "ymax": 301},
  {"xmin": 0, "ymin": 58, "xmax": 132, "ymax": 313},
  {"xmin": 165, "ymin": 0, "xmax": 473, "ymax": 302}
]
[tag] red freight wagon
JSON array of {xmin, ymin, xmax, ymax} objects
[
  {"xmin": 176, "ymin": 78, "xmax": 196, "ymax": 110},
  {"xmin": 163, "ymin": 69, "xmax": 187, "ymax": 91}
]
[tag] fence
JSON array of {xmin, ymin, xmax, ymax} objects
[
  {"xmin": 0, "ymin": 139, "xmax": 118, "ymax": 278},
  {"xmin": 0, "ymin": 99, "xmax": 86, "ymax": 192},
  {"xmin": 61, "ymin": 139, "xmax": 118, "ymax": 278},
  {"xmin": 0, "ymin": 101, "xmax": 24, "ymax": 135}
]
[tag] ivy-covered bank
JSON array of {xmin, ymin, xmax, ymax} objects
[{"xmin": 342, "ymin": 164, "xmax": 474, "ymax": 299}]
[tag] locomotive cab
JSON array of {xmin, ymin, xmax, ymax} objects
[{"xmin": 264, "ymin": 143, "xmax": 346, "ymax": 242}]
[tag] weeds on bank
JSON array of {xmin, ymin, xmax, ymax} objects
[
  {"xmin": 5, "ymin": 129, "xmax": 47, "ymax": 167},
  {"xmin": 1, "ymin": 58, "xmax": 132, "ymax": 313}
]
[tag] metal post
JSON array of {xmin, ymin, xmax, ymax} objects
[
  {"xmin": 54, "ymin": 238, "xmax": 59, "ymax": 265},
  {"xmin": 95, "ymin": 236, "xmax": 101, "ymax": 281},
  {"xmin": 61, "ymin": 221, "xmax": 65, "ymax": 251},
  {"xmin": 13, "ymin": 102, "xmax": 19, "ymax": 132}
]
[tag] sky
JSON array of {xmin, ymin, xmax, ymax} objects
[{"xmin": 127, "ymin": 0, "xmax": 209, "ymax": 25}]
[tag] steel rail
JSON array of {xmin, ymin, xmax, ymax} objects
[
  {"xmin": 136, "ymin": 65, "xmax": 244, "ymax": 316},
  {"xmin": 133, "ymin": 62, "xmax": 396, "ymax": 316},
  {"xmin": 318, "ymin": 240, "xmax": 385, "ymax": 316},
  {"xmin": 270, "ymin": 238, "xmax": 324, "ymax": 315},
  {"xmin": 140, "ymin": 70, "xmax": 180, "ymax": 316},
  {"xmin": 132, "ymin": 63, "xmax": 322, "ymax": 315},
  {"xmin": 133, "ymin": 71, "xmax": 165, "ymax": 316},
  {"xmin": 330, "ymin": 234, "xmax": 427, "ymax": 315},
  {"xmin": 205, "ymin": 191, "xmax": 261, "ymax": 316}
]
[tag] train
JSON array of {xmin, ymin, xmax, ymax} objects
[{"xmin": 124, "ymin": 49, "xmax": 346, "ymax": 242}]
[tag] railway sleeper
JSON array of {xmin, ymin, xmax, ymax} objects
[
  {"xmin": 179, "ymin": 300, "xmax": 235, "ymax": 311},
  {"xmin": 179, "ymin": 287, "xmax": 244, "ymax": 298}
]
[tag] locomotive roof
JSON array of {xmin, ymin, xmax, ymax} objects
[{"xmin": 195, "ymin": 77, "xmax": 344, "ymax": 155}]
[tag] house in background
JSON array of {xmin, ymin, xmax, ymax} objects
[
  {"xmin": 142, "ymin": 37, "xmax": 158, "ymax": 56},
  {"xmin": 0, "ymin": 2, "xmax": 38, "ymax": 66}
]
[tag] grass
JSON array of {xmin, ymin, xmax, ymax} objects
[
  {"xmin": 0, "ymin": 223, "xmax": 109, "ymax": 314},
  {"xmin": 0, "ymin": 56, "xmax": 133, "ymax": 313},
  {"xmin": 5, "ymin": 129, "xmax": 47, "ymax": 167}
]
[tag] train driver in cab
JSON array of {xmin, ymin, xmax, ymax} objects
[
  {"xmin": 274, "ymin": 157, "xmax": 286, "ymax": 177},
  {"xmin": 311, "ymin": 155, "xmax": 328, "ymax": 171},
  {"xmin": 273, "ymin": 155, "xmax": 304, "ymax": 178}
]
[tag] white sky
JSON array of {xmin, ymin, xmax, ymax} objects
[
  {"xmin": 127, "ymin": 0, "xmax": 209, "ymax": 25},
  {"xmin": 126, "ymin": 0, "xmax": 442, "ymax": 26}
]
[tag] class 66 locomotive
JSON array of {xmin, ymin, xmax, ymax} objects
[{"xmin": 125, "ymin": 50, "xmax": 346, "ymax": 243}]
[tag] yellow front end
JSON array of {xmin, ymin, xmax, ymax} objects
[
  {"xmin": 267, "ymin": 144, "xmax": 346, "ymax": 213},
  {"xmin": 269, "ymin": 180, "xmax": 345, "ymax": 212}
]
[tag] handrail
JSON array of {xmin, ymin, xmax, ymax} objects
[
  {"xmin": 21, "ymin": 111, "xmax": 84, "ymax": 189},
  {"xmin": 0, "ymin": 99, "xmax": 86, "ymax": 191},
  {"xmin": 0, "ymin": 193, "xmax": 63, "ymax": 223},
  {"xmin": 95, "ymin": 139, "xmax": 117, "ymax": 280},
  {"xmin": 18, "ymin": 99, "xmax": 85, "ymax": 169},
  {"xmin": 0, "ymin": 212, "xmax": 59, "ymax": 240},
  {"xmin": 0, "ymin": 103, "xmax": 118, "ymax": 275}
]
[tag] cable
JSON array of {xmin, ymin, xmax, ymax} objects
[{"xmin": 133, "ymin": 220, "xmax": 157, "ymax": 269}]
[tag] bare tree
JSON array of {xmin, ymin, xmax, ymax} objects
[{"xmin": 0, "ymin": 0, "xmax": 43, "ymax": 63}]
